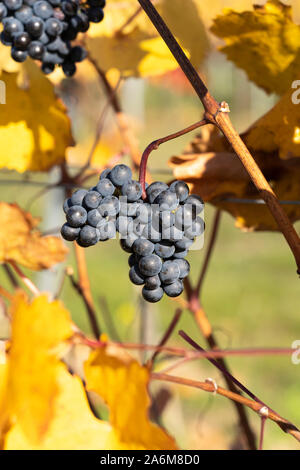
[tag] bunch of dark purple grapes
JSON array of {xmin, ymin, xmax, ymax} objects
[
  {"xmin": 61, "ymin": 164, "xmax": 205, "ymax": 303},
  {"xmin": 0, "ymin": 0, "xmax": 105, "ymax": 76}
]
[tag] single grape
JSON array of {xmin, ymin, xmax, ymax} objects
[
  {"xmin": 142, "ymin": 286, "xmax": 164, "ymax": 303},
  {"xmin": 62, "ymin": 61, "xmax": 76, "ymax": 77},
  {"xmin": 98, "ymin": 196, "xmax": 120, "ymax": 217},
  {"xmin": 185, "ymin": 195, "xmax": 204, "ymax": 215},
  {"xmin": 184, "ymin": 216, "xmax": 205, "ymax": 239},
  {"xmin": 66, "ymin": 205, "xmax": 87, "ymax": 227},
  {"xmin": 4, "ymin": 0, "xmax": 22, "ymax": 11},
  {"xmin": 129, "ymin": 265, "xmax": 145, "ymax": 285},
  {"xmin": 96, "ymin": 178, "xmax": 115, "ymax": 197},
  {"xmin": 87, "ymin": 6, "xmax": 104, "ymax": 23},
  {"xmin": 159, "ymin": 260, "xmax": 180, "ymax": 285},
  {"xmin": 174, "ymin": 258, "xmax": 190, "ymax": 279},
  {"xmin": 70, "ymin": 189, "xmax": 88, "ymax": 206},
  {"xmin": 11, "ymin": 48, "xmax": 27, "ymax": 62},
  {"xmin": 144, "ymin": 275, "xmax": 161, "ymax": 290},
  {"xmin": 14, "ymin": 32, "xmax": 31, "ymax": 50},
  {"xmin": 122, "ymin": 180, "xmax": 142, "ymax": 202},
  {"xmin": 83, "ymin": 190, "xmax": 101, "ymax": 210},
  {"xmin": 26, "ymin": 16, "xmax": 44, "ymax": 38},
  {"xmin": 175, "ymin": 236, "xmax": 194, "ymax": 251},
  {"xmin": 15, "ymin": 5, "xmax": 32, "ymax": 23},
  {"xmin": 87, "ymin": 209, "xmax": 103, "ymax": 228},
  {"xmin": 128, "ymin": 253, "xmax": 139, "ymax": 268},
  {"xmin": 163, "ymin": 280, "xmax": 183, "ymax": 297},
  {"xmin": 33, "ymin": 1, "xmax": 53, "ymax": 19},
  {"xmin": 155, "ymin": 190, "xmax": 179, "ymax": 211},
  {"xmin": 61, "ymin": 223, "xmax": 80, "ymax": 241},
  {"xmin": 45, "ymin": 17, "xmax": 63, "ymax": 36},
  {"xmin": 98, "ymin": 220, "xmax": 116, "ymax": 241},
  {"xmin": 159, "ymin": 211, "xmax": 175, "ymax": 229},
  {"xmin": 28, "ymin": 41, "xmax": 44, "ymax": 59},
  {"xmin": 78, "ymin": 225, "xmax": 99, "ymax": 246},
  {"xmin": 4, "ymin": 17, "xmax": 24, "ymax": 37},
  {"xmin": 139, "ymin": 254, "xmax": 162, "ymax": 277},
  {"xmin": 132, "ymin": 238, "xmax": 154, "ymax": 257},
  {"xmin": 154, "ymin": 241, "xmax": 175, "ymax": 259},
  {"xmin": 108, "ymin": 164, "xmax": 132, "ymax": 187},
  {"xmin": 169, "ymin": 180, "xmax": 189, "ymax": 202}
]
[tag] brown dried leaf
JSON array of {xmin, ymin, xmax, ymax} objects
[{"xmin": 0, "ymin": 203, "xmax": 68, "ymax": 270}]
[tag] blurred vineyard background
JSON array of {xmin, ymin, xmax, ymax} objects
[{"xmin": 0, "ymin": 0, "xmax": 299, "ymax": 450}]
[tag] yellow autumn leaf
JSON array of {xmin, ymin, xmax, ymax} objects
[
  {"xmin": 244, "ymin": 88, "xmax": 300, "ymax": 159},
  {"xmin": 0, "ymin": 202, "xmax": 68, "ymax": 270},
  {"xmin": 0, "ymin": 292, "xmax": 73, "ymax": 444},
  {"xmin": 0, "ymin": 61, "xmax": 73, "ymax": 172},
  {"xmin": 84, "ymin": 345, "xmax": 178, "ymax": 450},
  {"xmin": 86, "ymin": 0, "xmax": 208, "ymax": 78},
  {"xmin": 211, "ymin": 0, "xmax": 300, "ymax": 95}
]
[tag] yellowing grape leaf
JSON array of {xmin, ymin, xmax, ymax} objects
[
  {"xmin": 84, "ymin": 345, "xmax": 178, "ymax": 450},
  {"xmin": 0, "ymin": 292, "xmax": 73, "ymax": 444},
  {"xmin": 169, "ymin": 122, "xmax": 300, "ymax": 231},
  {"xmin": 86, "ymin": 0, "xmax": 208, "ymax": 78},
  {"xmin": 244, "ymin": 89, "xmax": 300, "ymax": 159},
  {"xmin": 211, "ymin": 0, "xmax": 300, "ymax": 94},
  {"xmin": 0, "ymin": 61, "xmax": 73, "ymax": 172},
  {"xmin": 0, "ymin": 202, "xmax": 68, "ymax": 270}
]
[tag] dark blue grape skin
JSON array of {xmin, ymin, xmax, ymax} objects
[
  {"xmin": 83, "ymin": 191, "xmax": 101, "ymax": 210},
  {"xmin": 15, "ymin": 5, "xmax": 32, "ymax": 23},
  {"xmin": 139, "ymin": 254, "xmax": 162, "ymax": 277},
  {"xmin": 25, "ymin": 16, "xmax": 44, "ymax": 38},
  {"xmin": 185, "ymin": 216, "xmax": 205, "ymax": 239},
  {"xmin": 174, "ymin": 258, "xmax": 190, "ymax": 279},
  {"xmin": 100, "ymin": 168, "xmax": 111, "ymax": 180},
  {"xmin": 45, "ymin": 17, "xmax": 63, "ymax": 36},
  {"xmin": 28, "ymin": 41, "xmax": 44, "ymax": 59},
  {"xmin": 170, "ymin": 180, "xmax": 189, "ymax": 203},
  {"xmin": 0, "ymin": 4, "xmax": 8, "ymax": 21},
  {"xmin": 172, "ymin": 249, "xmax": 188, "ymax": 259},
  {"xmin": 142, "ymin": 286, "xmax": 164, "ymax": 303},
  {"xmin": 129, "ymin": 265, "xmax": 145, "ymax": 286},
  {"xmin": 136, "ymin": 203, "xmax": 152, "ymax": 224},
  {"xmin": 96, "ymin": 178, "xmax": 115, "ymax": 197},
  {"xmin": 33, "ymin": 1, "xmax": 53, "ymax": 19},
  {"xmin": 185, "ymin": 195, "xmax": 204, "ymax": 215},
  {"xmin": 78, "ymin": 225, "xmax": 99, "ymax": 246},
  {"xmin": 146, "ymin": 181, "xmax": 168, "ymax": 204},
  {"xmin": 132, "ymin": 220, "xmax": 147, "ymax": 238},
  {"xmin": 61, "ymin": 223, "xmax": 80, "ymax": 241},
  {"xmin": 144, "ymin": 275, "xmax": 161, "ymax": 290},
  {"xmin": 175, "ymin": 236, "xmax": 194, "ymax": 251},
  {"xmin": 87, "ymin": 209, "xmax": 103, "ymax": 228},
  {"xmin": 159, "ymin": 260, "xmax": 180, "ymax": 285},
  {"xmin": 163, "ymin": 280, "xmax": 183, "ymax": 298},
  {"xmin": 63, "ymin": 197, "xmax": 72, "ymax": 213},
  {"xmin": 122, "ymin": 180, "xmax": 142, "ymax": 202},
  {"xmin": 11, "ymin": 48, "xmax": 27, "ymax": 61},
  {"xmin": 159, "ymin": 211, "xmax": 175, "ymax": 229},
  {"xmin": 3, "ymin": 17, "xmax": 24, "ymax": 37},
  {"xmin": 108, "ymin": 164, "xmax": 132, "ymax": 187},
  {"xmin": 14, "ymin": 32, "xmax": 31, "ymax": 51},
  {"xmin": 154, "ymin": 241, "xmax": 175, "ymax": 259},
  {"xmin": 70, "ymin": 189, "xmax": 88, "ymax": 206},
  {"xmin": 66, "ymin": 205, "xmax": 87, "ymax": 228},
  {"xmin": 132, "ymin": 238, "xmax": 154, "ymax": 257},
  {"xmin": 128, "ymin": 253, "xmax": 139, "ymax": 268},
  {"xmin": 98, "ymin": 196, "xmax": 120, "ymax": 217},
  {"xmin": 4, "ymin": 0, "xmax": 22, "ymax": 11},
  {"xmin": 174, "ymin": 205, "xmax": 194, "ymax": 230},
  {"xmin": 155, "ymin": 190, "xmax": 179, "ymax": 211}
]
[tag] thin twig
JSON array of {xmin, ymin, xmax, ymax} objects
[
  {"xmin": 137, "ymin": 0, "xmax": 300, "ymax": 272},
  {"xmin": 2, "ymin": 264, "xmax": 19, "ymax": 289},
  {"xmin": 72, "ymin": 246, "xmax": 101, "ymax": 339},
  {"xmin": 8, "ymin": 261, "xmax": 40, "ymax": 296},
  {"xmin": 139, "ymin": 119, "xmax": 208, "ymax": 198},
  {"xmin": 151, "ymin": 372, "xmax": 300, "ymax": 445}
]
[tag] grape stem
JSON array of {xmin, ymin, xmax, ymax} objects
[{"xmin": 139, "ymin": 118, "xmax": 209, "ymax": 199}]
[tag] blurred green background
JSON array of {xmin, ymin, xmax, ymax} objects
[{"xmin": 0, "ymin": 50, "xmax": 299, "ymax": 450}]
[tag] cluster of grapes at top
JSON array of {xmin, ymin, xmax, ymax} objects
[
  {"xmin": 0, "ymin": 0, "xmax": 105, "ymax": 76},
  {"xmin": 61, "ymin": 164, "xmax": 205, "ymax": 303}
]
